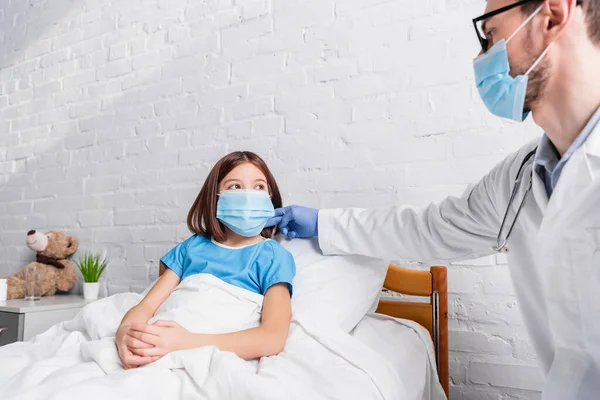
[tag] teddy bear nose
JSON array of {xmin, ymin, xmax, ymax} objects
[{"xmin": 27, "ymin": 230, "xmax": 36, "ymax": 236}]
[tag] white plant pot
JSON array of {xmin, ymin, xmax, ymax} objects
[{"xmin": 83, "ymin": 282, "xmax": 100, "ymax": 300}]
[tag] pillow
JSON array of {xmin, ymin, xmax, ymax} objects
[{"xmin": 276, "ymin": 237, "xmax": 388, "ymax": 333}]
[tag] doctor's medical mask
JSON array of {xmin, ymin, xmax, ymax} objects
[{"xmin": 473, "ymin": 4, "xmax": 553, "ymax": 121}]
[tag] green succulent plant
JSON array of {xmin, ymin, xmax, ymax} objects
[{"xmin": 75, "ymin": 252, "xmax": 108, "ymax": 283}]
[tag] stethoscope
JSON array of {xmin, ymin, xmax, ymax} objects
[{"xmin": 492, "ymin": 147, "xmax": 538, "ymax": 253}]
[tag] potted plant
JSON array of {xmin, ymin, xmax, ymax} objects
[{"xmin": 75, "ymin": 252, "xmax": 108, "ymax": 300}]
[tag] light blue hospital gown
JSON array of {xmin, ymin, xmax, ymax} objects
[{"xmin": 160, "ymin": 235, "xmax": 296, "ymax": 296}]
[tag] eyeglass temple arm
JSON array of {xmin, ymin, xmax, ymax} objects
[
  {"xmin": 473, "ymin": 0, "xmax": 535, "ymax": 24},
  {"xmin": 474, "ymin": 0, "xmax": 584, "ymax": 24}
]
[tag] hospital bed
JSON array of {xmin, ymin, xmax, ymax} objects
[
  {"xmin": 158, "ymin": 263, "xmax": 450, "ymax": 397},
  {"xmin": 0, "ymin": 262, "xmax": 448, "ymax": 399},
  {"xmin": 375, "ymin": 264, "xmax": 449, "ymax": 396}
]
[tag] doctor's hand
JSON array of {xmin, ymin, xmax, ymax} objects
[
  {"xmin": 127, "ymin": 320, "xmax": 193, "ymax": 359},
  {"xmin": 265, "ymin": 205, "xmax": 319, "ymax": 240}
]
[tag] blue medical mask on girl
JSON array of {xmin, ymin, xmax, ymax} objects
[
  {"xmin": 473, "ymin": 5, "xmax": 553, "ymax": 121},
  {"xmin": 216, "ymin": 190, "xmax": 275, "ymax": 237}
]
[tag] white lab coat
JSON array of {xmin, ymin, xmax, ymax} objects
[{"xmin": 318, "ymin": 125, "xmax": 600, "ymax": 399}]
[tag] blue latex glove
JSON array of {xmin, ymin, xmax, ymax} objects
[{"xmin": 265, "ymin": 205, "xmax": 319, "ymax": 240}]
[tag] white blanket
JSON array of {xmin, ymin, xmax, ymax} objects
[{"xmin": 0, "ymin": 275, "xmax": 446, "ymax": 400}]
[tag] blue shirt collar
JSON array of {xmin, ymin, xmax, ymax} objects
[
  {"xmin": 535, "ymin": 135, "xmax": 559, "ymax": 173},
  {"xmin": 534, "ymin": 105, "xmax": 600, "ymax": 196}
]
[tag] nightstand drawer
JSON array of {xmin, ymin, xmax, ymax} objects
[
  {"xmin": 0, "ymin": 312, "xmax": 24, "ymax": 346},
  {"xmin": 0, "ymin": 295, "xmax": 90, "ymax": 346},
  {"xmin": 22, "ymin": 308, "xmax": 81, "ymax": 341}
]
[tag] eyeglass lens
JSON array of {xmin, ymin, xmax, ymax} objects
[{"xmin": 475, "ymin": 20, "xmax": 489, "ymax": 52}]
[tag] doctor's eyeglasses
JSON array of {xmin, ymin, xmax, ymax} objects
[
  {"xmin": 472, "ymin": 0, "xmax": 583, "ymax": 53},
  {"xmin": 473, "ymin": 0, "xmax": 538, "ymax": 53}
]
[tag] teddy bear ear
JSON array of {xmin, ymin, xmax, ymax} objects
[{"xmin": 67, "ymin": 236, "xmax": 79, "ymax": 253}]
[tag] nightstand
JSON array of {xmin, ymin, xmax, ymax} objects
[{"xmin": 0, "ymin": 295, "xmax": 90, "ymax": 346}]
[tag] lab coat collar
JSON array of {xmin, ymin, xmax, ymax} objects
[
  {"xmin": 539, "ymin": 123, "xmax": 600, "ymax": 231},
  {"xmin": 531, "ymin": 135, "xmax": 553, "ymax": 214},
  {"xmin": 531, "ymin": 165, "xmax": 549, "ymax": 213},
  {"xmin": 582, "ymin": 114, "xmax": 600, "ymax": 160}
]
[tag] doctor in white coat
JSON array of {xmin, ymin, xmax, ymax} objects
[{"xmin": 267, "ymin": 0, "xmax": 600, "ymax": 398}]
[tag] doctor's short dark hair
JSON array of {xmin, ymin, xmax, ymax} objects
[
  {"xmin": 522, "ymin": 0, "xmax": 600, "ymax": 44},
  {"xmin": 187, "ymin": 151, "xmax": 283, "ymax": 242}
]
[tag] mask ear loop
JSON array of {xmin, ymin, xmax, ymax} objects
[
  {"xmin": 525, "ymin": 42, "xmax": 553, "ymax": 76},
  {"xmin": 507, "ymin": 4, "xmax": 544, "ymax": 44},
  {"xmin": 505, "ymin": 4, "xmax": 552, "ymax": 77}
]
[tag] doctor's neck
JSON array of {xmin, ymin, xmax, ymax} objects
[{"xmin": 531, "ymin": 33, "xmax": 600, "ymax": 156}]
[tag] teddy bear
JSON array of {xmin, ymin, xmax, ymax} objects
[{"xmin": 1, "ymin": 230, "xmax": 79, "ymax": 299}]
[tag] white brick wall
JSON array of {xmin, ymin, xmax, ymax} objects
[{"xmin": 0, "ymin": 0, "xmax": 544, "ymax": 398}]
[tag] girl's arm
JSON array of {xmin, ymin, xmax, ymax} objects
[
  {"xmin": 116, "ymin": 265, "xmax": 180, "ymax": 368},
  {"xmin": 129, "ymin": 283, "xmax": 292, "ymax": 360},
  {"xmin": 195, "ymin": 283, "xmax": 292, "ymax": 358},
  {"xmin": 119, "ymin": 265, "xmax": 180, "ymax": 326}
]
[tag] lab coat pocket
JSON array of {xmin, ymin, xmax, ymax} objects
[
  {"xmin": 543, "ymin": 348, "xmax": 600, "ymax": 400},
  {"xmin": 541, "ymin": 225, "xmax": 600, "ymax": 350},
  {"xmin": 576, "ymin": 228, "xmax": 600, "ymax": 346},
  {"xmin": 540, "ymin": 227, "xmax": 600, "ymax": 400}
]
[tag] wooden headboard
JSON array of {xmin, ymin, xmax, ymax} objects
[
  {"xmin": 376, "ymin": 265, "xmax": 449, "ymax": 396},
  {"xmin": 157, "ymin": 263, "xmax": 449, "ymax": 396}
]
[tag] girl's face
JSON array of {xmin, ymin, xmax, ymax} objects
[{"xmin": 218, "ymin": 162, "xmax": 270, "ymax": 195}]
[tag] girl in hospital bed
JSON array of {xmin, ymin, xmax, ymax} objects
[{"xmin": 115, "ymin": 151, "xmax": 296, "ymax": 369}]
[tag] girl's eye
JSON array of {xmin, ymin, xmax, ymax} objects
[
  {"xmin": 227, "ymin": 183, "xmax": 242, "ymax": 190},
  {"xmin": 254, "ymin": 184, "xmax": 266, "ymax": 190}
]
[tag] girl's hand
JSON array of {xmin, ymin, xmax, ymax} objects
[
  {"xmin": 128, "ymin": 320, "xmax": 195, "ymax": 358},
  {"xmin": 116, "ymin": 324, "xmax": 159, "ymax": 369}
]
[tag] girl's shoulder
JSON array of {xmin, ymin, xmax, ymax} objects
[
  {"xmin": 261, "ymin": 238, "xmax": 287, "ymax": 251},
  {"xmin": 260, "ymin": 239, "xmax": 295, "ymax": 262},
  {"xmin": 181, "ymin": 234, "xmax": 211, "ymax": 249}
]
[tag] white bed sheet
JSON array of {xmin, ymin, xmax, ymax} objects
[
  {"xmin": 0, "ymin": 277, "xmax": 447, "ymax": 400},
  {"xmin": 351, "ymin": 313, "xmax": 444, "ymax": 400},
  {"xmin": 0, "ymin": 278, "xmax": 445, "ymax": 400}
]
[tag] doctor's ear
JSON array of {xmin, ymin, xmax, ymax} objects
[{"xmin": 544, "ymin": 0, "xmax": 579, "ymax": 44}]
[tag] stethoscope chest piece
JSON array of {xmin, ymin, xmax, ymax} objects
[{"xmin": 490, "ymin": 245, "xmax": 510, "ymax": 253}]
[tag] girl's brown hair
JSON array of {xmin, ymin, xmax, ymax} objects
[{"xmin": 187, "ymin": 151, "xmax": 282, "ymax": 242}]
